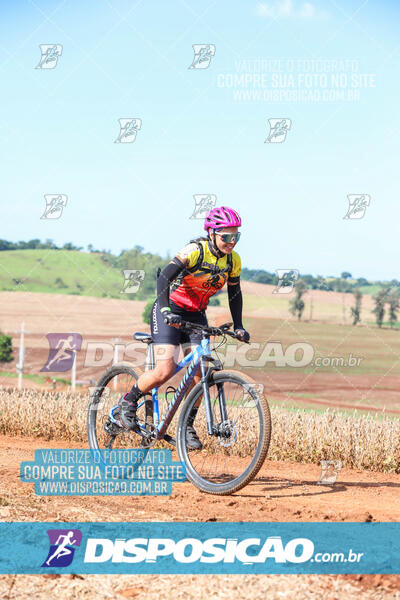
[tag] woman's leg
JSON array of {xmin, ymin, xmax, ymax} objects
[
  {"xmin": 182, "ymin": 343, "xmax": 202, "ymax": 407},
  {"xmin": 181, "ymin": 343, "xmax": 203, "ymax": 449},
  {"xmin": 136, "ymin": 344, "xmax": 179, "ymax": 392},
  {"xmin": 119, "ymin": 344, "xmax": 179, "ymax": 429}
]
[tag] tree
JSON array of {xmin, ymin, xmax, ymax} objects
[
  {"xmin": 208, "ymin": 296, "xmax": 220, "ymax": 306},
  {"xmin": 356, "ymin": 277, "xmax": 369, "ymax": 287},
  {"xmin": 341, "ymin": 271, "xmax": 352, "ymax": 280},
  {"xmin": 372, "ymin": 288, "xmax": 388, "ymax": 328},
  {"xmin": 63, "ymin": 242, "xmax": 83, "ymax": 251},
  {"xmin": 142, "ymin": 297, "xmax": 156, "ymax": 325},
  {"xmin": 54, "ymin": 277, "xmax": 67, "ymax": 289},
  {"xmin": 289, "ymin": 280, "xmax": 307, "ymax": 321},
  {"xmin": 0, "ymin": 333, "xmax": 13, "ymax": 364},
  {"xmin": 387, "ymin": 289, "xmax": 400, "ymax": 329},
  {"xmin": 44, "ymin": 238, "xmax": 57, "ymax": 249},
  {"xmin": 350, "ymin": 289, "xmax": 362, "ymax": 325}
]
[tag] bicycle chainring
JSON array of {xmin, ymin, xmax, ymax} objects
[{"xmin": 139, "ymin": 424, "xmax": 157, "ymax": 448}]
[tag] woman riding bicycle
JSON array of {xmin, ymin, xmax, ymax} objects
[{"xmin": 118, "ymin": 206, "xmax": 250, "ymax": 450}]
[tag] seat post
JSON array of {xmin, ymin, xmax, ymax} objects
[{"xmin": 146, "ymin": 342, "xmax": 155, "ymax": 372}]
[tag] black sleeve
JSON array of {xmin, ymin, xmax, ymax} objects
[
  {"xmin": 228, "ymin": 281, "xmax": 243, "ymax": 330},
  {"xmin": 228, "ymin": 275, "xmax": 240, "ymax": 284},
  {"xmin": 157, "ymin": 257, "xmax": 185, "ymax": 311}
]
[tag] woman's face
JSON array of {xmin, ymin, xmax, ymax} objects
[{"xmin": 213, "ymin": 226, "xmax": 239, "ymax": 254}]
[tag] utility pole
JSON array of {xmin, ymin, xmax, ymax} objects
[
  {"xmin": 342, "ymin": 293, "xmax": 346, "ymax": 325},
  {"xmin": 71, "ymin": 346, "xmax": 76, "ymax": 391},
  {"xmin": 16, "ymin": 321, "xmax": 25, "ymax": 390},
  {"xmin": 71, "ymin": 333, "xmax": 80, "ymax": 391},
  {"xmin": 112, "ymin": 338, "xmax": 121, "ymax": 390}
]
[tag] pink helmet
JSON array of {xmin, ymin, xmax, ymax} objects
[{"xmin": 204, "ymin": 206, "xmax": 242, "ymax": 233}]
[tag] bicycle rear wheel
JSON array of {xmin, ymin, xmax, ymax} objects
[
  {"xmin": 87, "ymin": 363, "xmax": 153, "ymax": 451},
  {"xmin": 177, "ymin": 371, "xmax": 271, "ymax": 495}
]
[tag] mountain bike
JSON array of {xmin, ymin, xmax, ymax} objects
[{"xmin": 87, "ymin": 321, "xmax": 271, "ymax": 495}]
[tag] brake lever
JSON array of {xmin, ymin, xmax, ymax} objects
[{"xmin": 225, "ymin": 330, "xmax": 250, "ymax": 344}]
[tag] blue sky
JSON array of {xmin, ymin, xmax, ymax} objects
[{"xmin": 0, "ymin": 0, "xmax": 399, "ymax": 279}]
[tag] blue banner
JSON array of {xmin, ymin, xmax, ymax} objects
[{"xmin": 0, "ymin": 522, "xmax": 398, "ymax": 574}]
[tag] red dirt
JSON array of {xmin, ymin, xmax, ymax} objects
[
  {"xmin": 2, "ymin": 434, "xmax": 400, "ymax": 523},
  {"xmin": 2, "ymin": 292, "xmax": 400, "ymax": 594},
  {"xmin": 1, "ymin": 434, "xmax": 400, "ymax": 594}
]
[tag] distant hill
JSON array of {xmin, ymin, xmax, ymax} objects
[
  {"xmin": 0, "ymin": 249, "xmax": 165, "ymax": 300},
  {"xmin": 0, "ymin": 239, "xmax": 396, "ymax": 299}
]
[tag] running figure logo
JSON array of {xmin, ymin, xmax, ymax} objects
[
  {"xmin": 190, "ymin": 194, "xmax": 217, "ymax": 219},
  {"xmin": 42, "ymin": 529, "xmax": 82, "ymax": 567},
  {"xmin": 40, "ymin": 194, "xmax": 67, "ymax": 220},
  {"xmin": 41, "ymin": 333, "xmax": 82, "ymax": 372},
  {"xmin": 273, "ymin": 269, "xmax": 299, "ymax": 294},
  {"xmin": 265, "ymin": 119, "xmax": 291, "ymax": 143},
  {"xmin": 121, "ymin": 270, "xmax": 145, "ymax": 293},
  {"xmin": 188, "ymin": 44, "xmax": 216, "ymax": 69},
  {"xmin": 343, "ymin": 194, "xmax": 371, "ymax": 220},
  {"xmin": 114, "ymin": 118, "xmax": 142, "ymax": 143},
  {"xmin": 317, "ymin": 460, "xmax": 342, "ymax": 485},
  {"xmin": 35, "ymin": 44, "xmax": 63, "ymax": 69}
]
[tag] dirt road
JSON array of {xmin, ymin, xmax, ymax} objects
[
  {"xmin": 2, "ymin": 434, "xmax": 399, "ymax": 524},
  {"xmin": 1, "ymin": 434, "xmax": 400, "ymax": 599}
]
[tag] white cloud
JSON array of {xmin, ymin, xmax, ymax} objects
[{"xmin": 255, "ymin": 0, "xmax": 318, "ymax": 18}]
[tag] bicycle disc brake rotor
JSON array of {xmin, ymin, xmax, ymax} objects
[{"xmin": 217, "ymin": 419, "xmax": 238, "ymax": 447}]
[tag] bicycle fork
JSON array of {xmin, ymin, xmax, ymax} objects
[{"xmin": 200, "ymin": 357, "xmax": 227, "ymax": 435}]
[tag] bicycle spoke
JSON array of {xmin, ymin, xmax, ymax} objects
[
  {"xmin": 182, "ymin": 376, "xmax": 266, "ymax": 488},
  {"xmin": 88, "ymin": 368, "xmax": 153, "ymax": 451}
]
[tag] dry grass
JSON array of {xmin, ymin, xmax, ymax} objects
[
  {"xmin": 1, "ymin": 387, "xmax": 399, "ymax": 473},
  {"xmin": 270, "ymin": 407, "xmax": 400, "ymax": 472}
]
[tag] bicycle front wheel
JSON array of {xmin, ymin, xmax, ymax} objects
[{"xmin": 177, "ymin": 371, "xmax": 271, "ymax": 495}]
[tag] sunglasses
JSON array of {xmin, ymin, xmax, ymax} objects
[{"xmin": 215, "ymin": 232, "xmax": 241, "ymax": 244}]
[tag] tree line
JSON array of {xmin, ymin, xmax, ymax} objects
[
  {"xmin": 289, "ymin": 281, "xmax": 400, "ymax": 328},
  {"xmin": 1, "ymin": 239, "xmax": 399, "ymax": 326},
  {"xmin": 1, "ymin": 238, "xmax": 394, "ymax": 292}
]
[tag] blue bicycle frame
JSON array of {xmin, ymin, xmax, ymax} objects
[
  {"xmin": 137, "ymin": 336, "xmax": 217, "ymax": 439},
  {"xmin": 108, "ymin": 326, "xmax": 227, "ymax": 443}
]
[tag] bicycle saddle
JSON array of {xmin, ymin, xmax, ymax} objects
[{"xmin": 133, "ymin": 332, "xmax": 153, "ymax": 343}]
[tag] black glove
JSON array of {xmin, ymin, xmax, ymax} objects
[
  {"xmin": 163, "ymin": 312, "xmax": 182, "ymax": 327},
  {"xmin": 234, "ymin": 328, "xmax": 250, "ymax": 342}
]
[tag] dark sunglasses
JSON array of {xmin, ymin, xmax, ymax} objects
[{"xmin": 215, "ymin": 232, "xmax": 241, "ymax": 243}]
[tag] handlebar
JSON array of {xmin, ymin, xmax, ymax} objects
[{"xmin": 172, "ymin": 320, "xmax": 250, "ymax": 343}]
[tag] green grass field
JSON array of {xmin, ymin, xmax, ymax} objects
[
  {"xmin": 0, "ymin": 371, "xmax": 71, "ymax": 385},
  {"xmin": 236, "ymin": 317, "xmax": 400, "ymax": 376},
  {"xmin": 0, "ymin": 250, "xmax": 124, "ymax": 297}
]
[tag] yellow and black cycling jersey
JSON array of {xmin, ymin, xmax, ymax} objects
[{"xmin": 169, "ymin": 239, "xmax": 241, "ymax": 312}]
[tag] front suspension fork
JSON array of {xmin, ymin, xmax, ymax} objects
[{"xmin": 200, "ymin": 357, "xmax": 227, "ymax": 435}]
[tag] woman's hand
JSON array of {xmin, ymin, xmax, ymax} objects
[
  {"xmin": 163, "ymin": 312, "xmax": 182, "ymax": 328},
  {"xmin": 234, "ymin": 328, "xmax": 250, "ymax": 342}
]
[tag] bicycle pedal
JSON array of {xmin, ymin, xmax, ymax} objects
[{"xmin": 104, "ymin": 419, "xmax": 123, "ymax": 436}]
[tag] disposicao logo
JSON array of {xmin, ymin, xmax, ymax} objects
[
  {"xmin": 42, "ymin": 529, "xmax": 82, "ymax": 567},
  {"xmin": 83, "ymin": 536, "xmax": 314, "ymax": 564}
]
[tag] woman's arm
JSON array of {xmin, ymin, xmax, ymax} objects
[
  {"xmin": 157, "ymin": 258, "xmax": 186, "ymax": 313},
  {"xmin": 227, "ymin": 280, "xmax": 243, "ymax": 330},
  {"xmin": 157, "ymin": 244, "xmax": 198, "ymax": 313}
]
